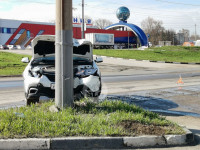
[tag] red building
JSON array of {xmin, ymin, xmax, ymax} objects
[{"xmin": 0, "ymin": 19, "xmax": 136, "ymax": 48}]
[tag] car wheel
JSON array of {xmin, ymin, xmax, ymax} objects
[
  {"xmin": 25, "ymin": 93, "xmax": 39, "ymax": 105},
  {"xmin": 26, "ymin": 98, "xmax": 39, "ymax": 106}
]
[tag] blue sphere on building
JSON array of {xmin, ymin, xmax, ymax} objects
[{"xmin": 116, "ymin": 6, "xmax": 130, "ymax": 22}]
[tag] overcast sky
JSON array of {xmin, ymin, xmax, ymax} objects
[{"xmin": 0, "ymin": 0, "xmax": 200, "ymax": 35}]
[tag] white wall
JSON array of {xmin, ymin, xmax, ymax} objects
[
  {"xmin": 0, "ymin": 19, "xmax": 23, "ymax": 45},
  {"xmin": 0, "ymin": 33, "xmax": 13, "ymax": 45},
  {"xmin": 0, "ymin": 19, "xmax": 54, "ymax": 45}
]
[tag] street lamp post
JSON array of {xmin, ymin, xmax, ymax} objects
[{"xmin": 81, "ymin": 0, "xmax": 85, "ymax": 39}]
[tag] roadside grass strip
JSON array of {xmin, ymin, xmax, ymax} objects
[
  {"xmin": 0, "ymin": 100, "xmax": 185, "ymax": 138},
  {"xmin": 93, "ymin": 46, "xmax": 200, "ymax": 63},
  {"xmin": 1, "ymin": 46, "xmax": 200, "ymax": 76},
  {"xmin": 0, "ymin": 52, "xmax": 30, "ymax": 76}
]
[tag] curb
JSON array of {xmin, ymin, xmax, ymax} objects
[
  {"xmin": 0, "ymin": 127, "xmax": 195, "ymax": 150},
  {"xmin": 0, "ymin": 75, "xmax": 22, "ymax": 78},
  {"xmin": 94, "ymin": 55, "xmax": 200, "ymax": 65},
  {"xmin": 0, "ymin": 138, "xmax": 50, "ymax": 150}
]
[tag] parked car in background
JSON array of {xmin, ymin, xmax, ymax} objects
[
  {"xmin": 8, "ymin": 45, "xmax": 17, "ymax": 50},
  {"xmin": 21, "ymin": 35, "xmax": 103, "ymax": 105},
  {"xmin": 16, "ymin": 45, "xmax": 22, "ymax": 49},
  {"xmin": 0, "ymin": 45, "xmax": 9, "ymax": 50},
  {"xmin": 26, "ymin": 45, "xmax": 32, "ymax": 50}
]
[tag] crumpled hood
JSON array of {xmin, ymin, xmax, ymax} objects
[{"xmin": 32, "ymin": 35, "xmax": 93, "ymax": 60}]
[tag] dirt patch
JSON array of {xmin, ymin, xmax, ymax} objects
[{"xmin": 119, "ymin": 120, "xmax": 174, "ymax": 136}]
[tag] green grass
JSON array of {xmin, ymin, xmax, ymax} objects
[
  {"xmin": 0, "ymin": 52, "xmax": 31, "ymax": 76},
  {"xmin": 93, "ymin": 46, "xmax": 200, "ymax": 63},
  {"xmin": 2, "ymin": 46, "xmax": 200, "ymax": 76},
  {"xmin": 0, "ymin": 100, "xmax": 184, "ymax": 138}
]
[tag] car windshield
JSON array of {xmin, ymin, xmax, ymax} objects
[{"xmin": 32, "ymin": 56, "xmax": 92, "ymax": 65}]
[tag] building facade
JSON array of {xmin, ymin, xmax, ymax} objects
[{"xmin": 0, "ymin": 19, "xmax": 137, "ymax": 48}]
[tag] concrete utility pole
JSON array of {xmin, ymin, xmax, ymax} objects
[
  {"xmin": 55, "ymin": 0, "xmax": 74, "ymax": 108},
  {"xmin": 81, "ymin": 0, "xmax": 85, "ymax": 39}
]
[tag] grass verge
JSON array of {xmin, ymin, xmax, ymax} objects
[
  {"xmin": 0, "ymin": 100, "xmax": 185, "ymax": 138},
  {"xmin": 1, "ymin": 46, "xmax": 200, "ymax": 76},
  {"xmin": 93, "ymin": 46, "xmax": 200, "ymax": 63},
  {"xmin": 0, "ymin": 51, "xmax": 31, "ymax": 76}
]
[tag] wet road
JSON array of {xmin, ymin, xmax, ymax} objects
[{"xmin": 106, "ymin": 85, "xmax": 200, "ymax": 118}]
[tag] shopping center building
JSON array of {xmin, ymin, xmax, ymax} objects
[{"xmin": 0, "ymin": 7, "xmax": 148, "ymax": 48}]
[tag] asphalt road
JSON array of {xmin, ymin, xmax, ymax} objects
[
  {"xmin": 1, "ymin": 59, "xmax": 200, "ymax": 116},
  {"xmin": 1, "ymin": 72, "xmax": 200, "ymax": 87},
  {"xmin": 1, "ymin": 50, "xmax": 200, "ymax": 149}
]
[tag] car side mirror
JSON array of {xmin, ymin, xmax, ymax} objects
[
  {"xmin": 95, "ymin": 56, "xmax": 103, "ymax": 63},
  {"xmin": 21, "ymin": 57, "xmax": 30, "ymax": 63}
]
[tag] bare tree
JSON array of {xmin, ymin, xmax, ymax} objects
[
  {"xmin": 161, "ymin": 29, "xmax": 178, "ymax": 45},
  {"xmin": 94, "ymin": 18, "xmax": 113, "ymax": 29},
  {"xmin": 141, "ymin": 17, "xmax": 164, "ymax": 45}
]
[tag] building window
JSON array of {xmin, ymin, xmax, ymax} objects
[
  {"xmin": 27, "ymin": 30, "xmax": 30, "ymax": 38},
  {"xmin": 18, "ymin": 29, "xmax": 25, "ymax": 34},
  {"xmin": 0, "ymin": 27, "xmax": 17, "ymax": 34},
  {"xmin": 37, "ymin": 30, "xmax": 44, "ymax": 35},
  {"xmin": 11, "ymin": 28, "xmax": 17, "ymax": 34},
  {"xmin": 10, "ymin": 39, "xmax": 17, "ymax": 45},
  {"xmin": 3, "ymin": 28, "xmax": 7, "ymax": 33},
  {"xmin": 7, "ymin": 28, "xmax": 11, "ymax": 34}
]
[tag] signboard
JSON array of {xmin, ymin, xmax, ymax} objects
[{"xmin": 73, "ymin": 18, "xmax": 92, "ymax": 24}]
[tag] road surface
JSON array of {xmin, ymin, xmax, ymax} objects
[{"xmin": 0, "ymin": 50, "xmax": 200, "ymax": 149}]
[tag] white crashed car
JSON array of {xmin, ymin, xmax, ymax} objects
[{"xmin": 21, "ymin": 35, "xmax": 102, "ymax": 105}]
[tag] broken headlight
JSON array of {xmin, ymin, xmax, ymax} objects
[
  {"xmin": 76, "ymin": 68, "xmax": 97, "ymax": 78},
  {"xmin": 29, "ymin": 67, "xmax": 42, "ymax": 78}
]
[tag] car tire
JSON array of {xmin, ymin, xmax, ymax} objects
[
  {"xmin": 25, "ymin": 93, "xmax": 39, "ymax": 106},
  {"xmin": 26, "ymin": 98, "xmax": 39, "ymax": 106}
]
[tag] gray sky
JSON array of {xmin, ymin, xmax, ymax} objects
[{"xmin": 0, "ymin": 0, "xmax": 200, "ymax": 35}]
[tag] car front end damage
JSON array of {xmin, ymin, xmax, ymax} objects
[
  {"xmin": 22, "ymin": 35, "xmax": 102, "ymax": 105},
  {"xmin": 23, "ymin": 63, "xmax": 101, "ymax": 102}
]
